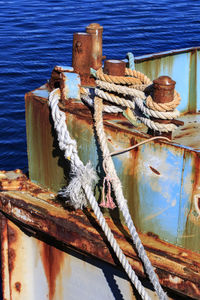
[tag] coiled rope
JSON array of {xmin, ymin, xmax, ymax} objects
[
  {"xmin": 93, "ymin": 96, "xmax": 168, "ymax": 300},
  {"xmin": 91, "ymin": 66, "xmax": 181, "ymax": 133}
]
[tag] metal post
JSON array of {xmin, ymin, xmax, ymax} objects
[
  {"xmin": 104, "ymin": 59, "xmax": 126, "ymax": 76},
  {"xmin": 72, "ymin": 33, "xmax": 94, "ymax": 86},
  {"xmin": 148, "ymin": 76, "xmax": 176, "ymax": 139},
  {"xmin": 153, "ymin": 76, "xmax": 176, "ymax": 103},
  {"xmin": 86, "ymin": 23, "xmax": 103, "ymax": 70}
]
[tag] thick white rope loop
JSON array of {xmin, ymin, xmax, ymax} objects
[
  {"xmin": 94, "ymin": 96, "xmax": 168, "ymax": 300},
  {"xmin": 49, "ymin": 89, "xmax": 152, "ymax": 300},
  {"xmin": 138, "ymin": 117, "xmax": 177, "ymax": 132},
  {"xmin": 95, "ymin": 88, "xmax": 179, "ymax": 120}
]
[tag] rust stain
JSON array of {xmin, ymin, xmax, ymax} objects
[
  {"xmin": 182, "ymin": 152, "xmax": 200, "ymax": 253},
  {"xmin": 147, "ymin": 232, "xmax": 159, "ymax": 239},
  {"xmin": 156, "ymin": 269, "xmax": 200, "ymax": 299},
  {"xmin": 39, "ymin": 241, "xmax": 66, "ymax": 300},
  {"xmin": 198, "ymin": 197, "xmax": 200, "ymax": 210},
  {"xmin": 15, "ymin": 281, "xmax": 21, "ymax": 293},
  {"xmin": 7, "ymin": 224, "xmax": 18, "ymax": 274},
  {"xmin": 8, "ymin": 248, "xmax": 16, "ymax": 275},
  {"xmin": 0, "ymin": 214, "xmax": 10, "ymax": 300},
  {"xmin": 0, "ymin": 170, "xmax": 28, "ymax": 191},
  {"xmin": 116, "ymin": 121, "xmax": 134, "ymax": 129},
  {"xmin": 149, "ymin": 166, "xmax": 161, "ymax": 175}
]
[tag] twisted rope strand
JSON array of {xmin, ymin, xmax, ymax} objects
[
  {"xmin": 94, "ymin": 96, "xmax": 168, "ymax": 300},
  {"xmin": 96, "ymin": 80, "xmax": 146, "ymax": 99},
  {"xmin": 96, "ymin": 68, "xmax": 142, "ymax": 85},
  {"xmin": 125, "ymin": 68, "xmax": 152, "ymax": 85},
  {"xmin": 146, "ymin": 92, "xmax": 181, "ymax": 112},
  {"xmin": 135, "ymin": 98, "xmax": 180, "ymax": 120},
  {"xmin": 127, "ymin": 52, "xmax": 135, "ymax": 70},
  {"xmin": 82, "ymin": 94, "xmax": 123, "ymax": 114},
  {"xmin": 95, "ymin": 88, "xmax": 136, "ymax": 110}
]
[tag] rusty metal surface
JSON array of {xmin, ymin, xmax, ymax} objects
[
  {"xmin": 25, "ymin": 88, "xmax": 69, "ymax": 192},
  {"xmin": 104, "ymin": 60, "xmax": 126, "ymax": 76},
  {"xmin": 153, "ymin": 76, "xmax": 176, "ymax": 104},
  {"xmin": 48, "ymin": 66, "xmax": 81, "ymax": 104},
  {"xmin": 86, "ymin": 23, "xmax": 103, "ymax": 70},
  {"xmin": 72, "ymin": 32, "xmax": 95, "ymax": 87},
  {"xmin": 0, "ymin": 170, "xmax": 27, "ymax": 191},
  {"xmin": 0, "ymin": 175, "xmax": 200, "ymax": 299}
]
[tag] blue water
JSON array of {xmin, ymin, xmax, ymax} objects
[{"xmin": 0, "ymin": 0, "xmax": 200, "ymax": 171}]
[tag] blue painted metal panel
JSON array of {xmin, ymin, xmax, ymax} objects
[
  {"xmin": 131, "ymin": 142, "xmax": 184, "ymax": 244},
  {"xmin": 135, "ymin": 49, "xmax": 199, "ymax": 114},
  {"xmin": 62, "ymin": 72, "xmax": 80, "ymax": 100},
  {"xmin": 177, "ymin": 151, "xmax": 195, "ymax": 247}
]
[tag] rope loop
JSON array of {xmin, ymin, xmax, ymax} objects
[{"xmin": 90, "ymin": 66, "xmax": 181, "ymax": 133}]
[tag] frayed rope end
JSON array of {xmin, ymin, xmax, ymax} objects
[{"xmin": 59, "ymin": 162, "xmax": 98, "ymax": 209}]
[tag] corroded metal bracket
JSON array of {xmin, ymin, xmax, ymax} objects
[{"xmin": 48, "ymin": 65, "xmax": 81, "ymax": 104}]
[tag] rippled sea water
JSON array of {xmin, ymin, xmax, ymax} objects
[{"xmin": 0, "ymin": 0, "xmax": 200, "ymax": 171}]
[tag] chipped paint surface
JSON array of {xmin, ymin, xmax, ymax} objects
[{"xmin": 0, "ymin": 181, "xmax": 200, "ymax": 299}]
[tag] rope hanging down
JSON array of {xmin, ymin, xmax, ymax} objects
[
  {"xmin": 49, "ymin": 87, "xmax": 168, "ymax": 300},
  {"xmin": 49, "ymin": 89, "xmax": 152, "ymax": 300}
]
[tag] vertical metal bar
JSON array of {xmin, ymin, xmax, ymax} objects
[
  {"xmin": 188, "ymin": 49, "xmax": 197, "ymax": 113},
  {"xmin": 0, "ymin": 214, "xmax": 11, "ymax": 300},
  {"xmin": 86, "ymin": 23, "xmax": 103, "ymax": 70}
]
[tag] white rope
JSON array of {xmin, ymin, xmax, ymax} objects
[
  {"xmin": 138, "ymin": 116, "xmax": 177, "ymax": 132},
  {"xmin": 49, "ymin": 89, "xmax": 152, "ymax": 300},
  {"xmin": 94, "ymin": 97, "xmax": 168, "ymax": 300},
  {"xmin": 96, "ymin": 80, "xmax": 146, "ymax": 99},
  {"xmin": 135, "ymin": 98, "xmax": 180, "ymax": 120},
  {"xmin": 49, "ymin": 89, "xmax": 97, "ymax": 209},
  {"xmin": 95, "ymin": 88, "xmax": 136, "ymax": 110},
  {"xmin": 82, "ymin": 94, "xmax": 123, "ymax": 114},
  {"xmin": 81, "ymin": 91, "xmax": 177, "ymax": 133}
]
